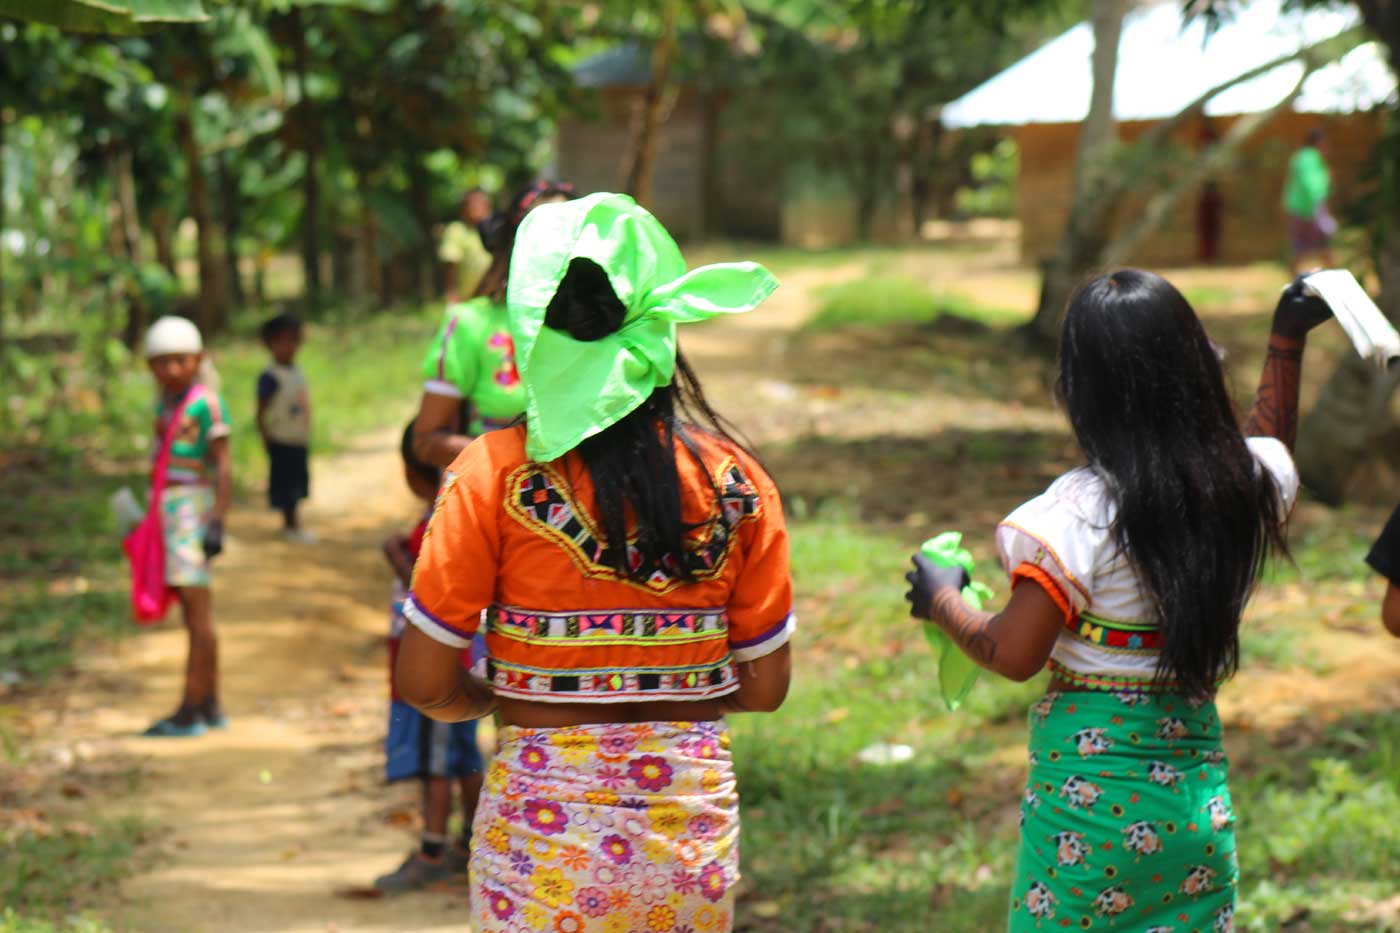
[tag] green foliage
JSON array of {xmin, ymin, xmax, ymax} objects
[
  {"xmin": 955, "ymin": 137, "xmax": 1019, "ymax": 218},
  {"xmin": 808, "ymin": 274, "xmax": 1022, "ymax": 329},
  {"xmin": 1, "ymin": 819, "xmax": 145, "ymax": 927}
]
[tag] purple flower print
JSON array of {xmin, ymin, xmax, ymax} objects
[
  {"xmin": 628, "ymin": 755, "xmax": 673, "ymax": 791},
  {"xmin": 523, "ymin": 798, "xmax": 568, "ymax": 836},
  {"xmin": 601, "ymin": 834, "xmax": 633, "ymax": 865},
  {"xmin": 699, "ymin": 862, "xmax": 727, "ymax": 903}
]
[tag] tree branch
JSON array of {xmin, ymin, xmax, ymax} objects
[{"xmin": 1101, "ymin": 51, "xmax": 1322, "ymax": 267}]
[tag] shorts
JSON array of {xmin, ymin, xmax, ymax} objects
[
  {"xmin": 160, "ymin": 484, "xmax": 213, "ymax": 588},
  {"xmin": 385, "ymin": 699, "xmax": 484, "ymax": 782},
  {"xmin": 266, "ymin": 441, "xmax": 310, "ymax": 510},
  {"xmin": 1289, "ymin": 214, "xmax": 1331, "ymax": 255}
]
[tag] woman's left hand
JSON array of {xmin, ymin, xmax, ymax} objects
[
  {"xmin": 202, "ymin": 517, "xmax": 224, "ymax": 559},
  {"xmin": 1272, "ymin": 276, "xmax": 1332, "ymax": 340},
  {"xmin": 905, "ymin": 552, "xmax": 968, "ymax": 621}
]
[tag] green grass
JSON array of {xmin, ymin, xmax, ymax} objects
[
  {"xmin": 0, "ymin": 912, "xmax": 112, "ymax": 933},
  {"xmin": 730, "ymin": 506, "xmax": 1400, "ymax": 931},
  {"xmin": 731, "ymin": 511, "xmax": 1040, "ymax": 930},
  {"xmin": 806, "ymin": 274, "xmax": 1022, "ymax": 331},
  {"xmin": 1, "ymin": 819, "xmax": 145, "ymax": 931}
]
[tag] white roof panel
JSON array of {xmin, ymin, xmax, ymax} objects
[{"xmin": 941, "ymin": 0, "xmax": 1393, "ymax": 128}]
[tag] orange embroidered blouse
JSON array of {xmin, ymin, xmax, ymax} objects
[{"xmin": 405, "ymin": 425, "xmax": 794, "ymax": 703}]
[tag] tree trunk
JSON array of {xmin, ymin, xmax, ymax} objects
[
  {"xmin": 1, "ymin": 112, "xmax": 7, "ymax": 349},
  {"xmin": 1026, "ymin": 0, "xmax": 1127, "ymax": 343},
  {"xmin": 216, "ymin": 151, "xmax": 246, "ymax": 310},
  {"xmin": 289, "ymin": 6, "xmax": 322, "ymax": 310},
  {"xmin": 622, "ymin": 0, "xmax": 678, "ymax": 208},
  {"xmin": 175, "ymin": 92, "xmax": 225, "ymax": 334},
  {"xmin": 151, "ymin": 206, "xmax": 178, "ymax": 277},
  {"xmin": 696, "ymin": 89, "xmax": 721, "ymax": 240},
  {"xmin": 407, "ymin": 156, "xmax": 432, "ymax": 303},
  {"xmin": 110, "ymin": 146, "xmax": 150, "ymax": 348}
]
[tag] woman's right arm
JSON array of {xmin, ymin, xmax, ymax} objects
[
  {"xmin": 1244, "ymin": 278, "xmax": 1332, "ymax": 450},
  {"xmin": 719, "ymin": 644, "xmax": 791, "ymax": 714}
]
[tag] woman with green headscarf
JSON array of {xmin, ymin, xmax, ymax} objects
[{"xmin": 396, "ymin": 193, "xmax": 793, "ymax": 932}]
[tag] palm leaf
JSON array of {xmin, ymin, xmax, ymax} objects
[{"xmin": 0, "ymin": 0, "xmax": 207, "ymax": 33}]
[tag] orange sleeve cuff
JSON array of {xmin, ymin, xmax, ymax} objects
[{"xmin": 1011, "ymin": 561, "xmax": 1074, "ymax": 624}]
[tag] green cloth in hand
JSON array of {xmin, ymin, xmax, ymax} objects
[{"xmin": 919, "ymin": 531, "xmax": 992, "ymax": 711}]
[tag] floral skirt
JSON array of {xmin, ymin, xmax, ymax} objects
[
  {"xmin": 1009, "ymin": 692, "xmax": 1237, "ymax": 932},
  {"xmin": 471, "ymin": 719, "xmax": 739, "ymax": 933}
]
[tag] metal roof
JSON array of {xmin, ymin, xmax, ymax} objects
[{"xmin": 940, "ymin": 0, "xmax": 1396, "ymax": 129}]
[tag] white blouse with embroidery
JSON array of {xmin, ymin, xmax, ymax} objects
[{"xmin": 995, "ymin": 437, "xmax": 1300, "ymax": 692}]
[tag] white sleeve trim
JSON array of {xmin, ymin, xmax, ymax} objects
[
  {"xmin": 730, "ymin": 613, "xmax": 796, "ymax": 663},
  {"xmin": 423, "ymin": 379, "xmax": 464, "ymax": 399},
  {"xmin": 404, "ymin": 595, "xmax": 474, "ymax": 649}
]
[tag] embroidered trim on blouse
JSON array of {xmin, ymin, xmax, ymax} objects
[
  {"xmin": 1066, "ymin": 613, "xmax": 1164, "ymax": 652},
  {"xmin": 489, "ymin": 605, "xmax": 729, "ymax": 647},
  {"xmin": 503, "ymin": 456, "xmax": 761, "ymax": 594},
  {"xmin": 485, "ymin": 657, "xmax": 739, "ymax": 703},
  {"xmin": 1049, "ymin": 660, "xmax": 1176, "ymax": 693}
]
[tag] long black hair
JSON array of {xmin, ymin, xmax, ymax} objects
[
  {"xmin": 1058, "ymin": 269, "xmax": 1288, "ymax": 698},
  {"xmin": 473, "ymin": 180, "xmax": 575, "ymax": 303},
  {"xmin": 545, "ymin": 257, "xmax": 753, "ymax": 584}
]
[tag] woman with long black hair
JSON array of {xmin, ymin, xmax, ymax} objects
[
  {"xmin": 906, "ymin": 270, "xmax": 1331, "ymax": 931},
  {"xmin": 396, "ymin": 193, "xmax": 793, "ymax": 932}
]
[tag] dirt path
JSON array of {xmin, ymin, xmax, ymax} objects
[{"xmin": 39, "ymin": 263, "xmax": 857, "ymax": 933}]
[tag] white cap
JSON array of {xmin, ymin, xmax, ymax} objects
[{"xmin": 144, "ymin": 316, "xmax": 203, "ymax": 359}]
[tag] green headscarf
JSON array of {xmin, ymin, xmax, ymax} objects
[{"xmin": 507, "ymin": 192, "xmax": 778, "ymax": 462}]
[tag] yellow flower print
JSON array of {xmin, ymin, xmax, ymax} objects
[
  {"xmin": 549, "ymin": 731, "xmax": 597, "ymax": 766},
  {"xmin": 602, "ymin": 914, "xmax": 630, "ymax": 933},
  {"xmin": 694, "ymin": 905, "xmax": 718, "ymax": 930},
  {"xmin": 640, "ymin": 836, "xmax": 672, "ymax": 865},
  {"xmin": 701, "ymin": 769, "xmax": 722, "ymax": 793},
  {"xmin": 529, "ymin": 838, "xmax": 558, "ymax": 861},
  {"xmin": 718, "ymin": 731, "xmax": 731, "ymax": 751},
  {"xmin": 520, "ymin": 902, "xmax": 549, "ymax": 930},
  {"xmin": 649, "ymin": 803, "xmax": 689, "ymax": 839},
  {"xmin": 486, "ymin": 763, "xmax": 509, "ymax": 794},
  {"xmin": 485, "ymin": 824, "xmax": 511, "ymax": 854},
  {"xmin": 647, "ymin": 903, "xmax": 677, "ymax": 931},
  {"xmin": 529, "ymin": 865, "xmax": 575, "ymax": 910},
  {"xmin": 584, "ymin": 789, "xmax": 620, "ymax": 807}
]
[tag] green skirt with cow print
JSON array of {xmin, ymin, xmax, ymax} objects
[{"xmin": 1009, "ymin": 691, "xmax": 1236, "ymax": 932}]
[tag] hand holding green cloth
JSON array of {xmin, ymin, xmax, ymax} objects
[
  {"xmin": 506, "ymin": 192, "xmax": 779, "ymax": 462},
  {"xmin": 919, "ymin": 531, "xmax": 991, "ymax": 710}
]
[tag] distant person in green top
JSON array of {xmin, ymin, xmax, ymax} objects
[
  {"xmin": 1284, "ymin": 127, "xmax": 1336, "ymax": 274},
  {"xmin": 412, "ymin": 180, "xmax": 575, "ymax": 468},
  {"xmin": 142, "ymin": 316, "xmax": 233, "ymax": 737},
  {"xmin": 439, "ymin": 188, "xmax": 494, "ymax": 306}
]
